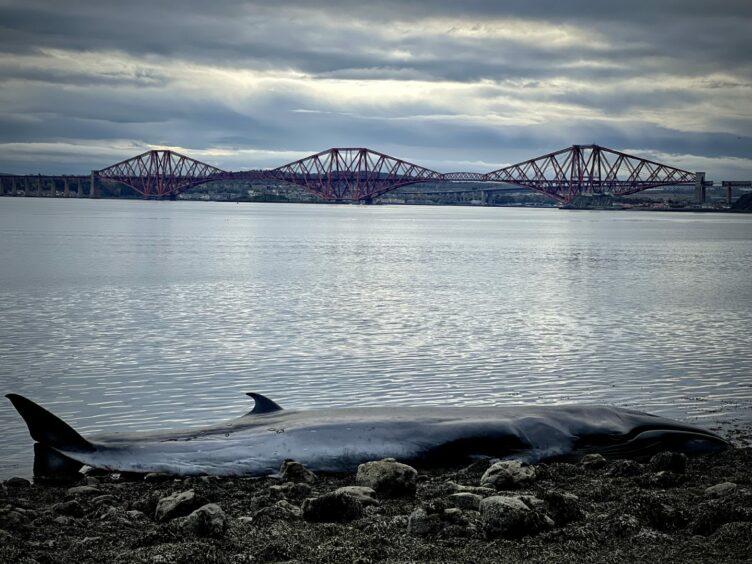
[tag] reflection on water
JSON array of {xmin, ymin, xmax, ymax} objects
[{"xmin": 1, "ymin": 199, "xmax": 751, "ymax": 477}]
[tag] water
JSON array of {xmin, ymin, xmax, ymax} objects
[{"xmin": 1, "ymin": 198, "xmax": 751, "ymax": 478}]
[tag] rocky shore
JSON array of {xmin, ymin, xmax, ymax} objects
[{"xmin": 2, "ymin": 438, "xmax": 751, "ymax": 563}]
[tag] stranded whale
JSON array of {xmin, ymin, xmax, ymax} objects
[{"xmin": 6, "ymin": 392, "xmax": 728, "ymax": 479}]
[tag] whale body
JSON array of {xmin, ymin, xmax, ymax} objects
[{"xmin": 6, "ymin": 392, "xmax": 728, "ymax": 479}]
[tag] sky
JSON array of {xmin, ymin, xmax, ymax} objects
[{"xmin": 0, "ymin": 0, "xmax": 751, "ymax": 179}]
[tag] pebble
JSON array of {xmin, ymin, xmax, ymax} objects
[{"xmin": 407, "ymin": 507, "xmax": 442, "ymax": 536}]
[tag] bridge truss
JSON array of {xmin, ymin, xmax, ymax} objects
[{"xmin": 69, "ymin": 144, "xmax": 700, "ymax": 203}]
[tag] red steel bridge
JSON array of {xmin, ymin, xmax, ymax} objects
[{"xmin": 0, "ymin": 145, "xmax": 703, "ymax": 204}]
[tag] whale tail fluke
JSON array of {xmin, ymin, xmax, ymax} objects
[{"xmin": 6, "ymin": 394, "xmax": 94, "ymax": 452}]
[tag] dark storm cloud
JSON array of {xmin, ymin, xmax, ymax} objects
[{"xmin": 0, "ymin": 0, "xmax": 751, "ymax": 177}]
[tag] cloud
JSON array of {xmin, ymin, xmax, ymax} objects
[{"xmin": 0, "ymin": 0, "xmax": 750, "ymax": 179}]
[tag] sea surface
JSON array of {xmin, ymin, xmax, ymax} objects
[{"xmin": 1, "ymin": 198, "xmax": 751, "ymax": 478}]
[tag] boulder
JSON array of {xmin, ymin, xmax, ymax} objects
[
  {"xmin": 480, "ymin": 495, "xmax": 553, "ymax": 538},
  {"xmin": 356, "ymin": 459, "xmax": 417, "ymax": 498},
  {"xmin": 302, "ymin": 491, "xmax": 363, "ymax": 522},
  {"xmin": 179, "ymin": 503, "xmax": 228, "ymax": 538},
  {"xmin": 447, "ymin": 492, "xmax": 482, "ymax": 511},
  {"xmin": 5, "ymin": 477, "xmax": 31, "ymax": 488},
  {"xmin": 407, "ymin": 508, "xmax": 442, "ymax": 536},
  {"xmin": 154, "ymin": 490, "xmax": 201, "ymax": 523},
  {"xmin": 53, "ymin": 500, "xmax": 85, "ymax": 518},
  {"xmin": 480, "ymin": 461, "xmax": 536, "ymax": 490},
  {"xmin": 334, "ymin": 486, "xmax": 380, "ymax": 506},
  {"xmin": 580, "ymin": 453, "xmax": 608, "ymax": 469},
  {"xmin": 705, "ymin": 482, "xmax": 738, "ymax": 498},
  {"xmin": 649, "ymin": 452, "xmax": 687, "ymax": 474},
  {"xmin": 280, "ymin": 460, "xmax": 316, "ymax": 484}
]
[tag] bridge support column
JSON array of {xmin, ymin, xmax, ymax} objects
[
  {"xmin": 76, "ymin": 179, "xmax": 82, "ymax": 197},
  {"xmin": 726, "ymin": 185, "xmax": 733, "ymax": 205},
  {"xmin": 11, "ymin": 177, "xmax": 17, "ymax": 196},
  {"xmin": 36, "ymin": 176, "xmax": 42, "ymax": 197},
  {"xmin": 63, "ymin": 178, "xmax": 70, "ymax": 198},
  {"xmin": 49, "ymin": 179, "xmax": 56, "ymax": 197},
  {"xmin": 694, "ymin": 172, "xmax": 706, "ymax": 204},
  {"xmin": 90, "ymin": 171, "xmax": 99, "ymax": 198},
  {"xmin": 0, "ymin": 178, "xmax": 5, "ymax": 196}
]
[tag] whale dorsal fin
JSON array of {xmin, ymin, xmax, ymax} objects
[{"xmin": 246, "ymin": 392, "xmax": 283, "ymax": 415}]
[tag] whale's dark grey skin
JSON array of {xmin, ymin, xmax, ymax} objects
[{"xmin": 6, "ymin": 393, "xmax": 728, "ymax": 479}]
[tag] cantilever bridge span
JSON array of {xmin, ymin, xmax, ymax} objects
[{"xmin": 2, "ymin": 145, "xmax": 701, "ymax": 204}]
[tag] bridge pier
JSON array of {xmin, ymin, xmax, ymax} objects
[
  {"xmin": 63, "ymin": 178, "xmax": 70, "ymax": 198},
  {"xmin": 726, "ymin": 185, "xmax": 733, "ymax": 205},
  {"xmin": 0, "ymin": 178, "xmax": 5, "ymax": 196},
  {"xmin": 694, "ymin": 172, "xmax": 706, "ymax": 204},
  {"xmin": 49, "ymin": 178, "xmax": 56, "ymax": 197},
  {"xmin": 90, "ymin": 171, "xmax": 99, "ymax": 198}
]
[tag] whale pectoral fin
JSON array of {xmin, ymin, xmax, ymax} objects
[{"xmin": 246, "ymin": 392, "xmax": 283, "ymax": 414}]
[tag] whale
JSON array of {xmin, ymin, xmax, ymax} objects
[{"xmin": 6, "ymin": 392, "xmax": 729, "ymax": 479}]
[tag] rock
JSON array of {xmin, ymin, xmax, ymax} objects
[
  {"xmin": 67, "ymin": 485, "xmax": 101, "ymax": 497},
  {"xmin": 458, "ymin": 458, "xmax": 497, "ymax": 476},
  {"xmin": 0, "ymin": 506, "xmax": 30, "ymax": 528},
  {"xmin": 480, "ymin": 495, "xmax": 553, "ymax": 538},
  {"xmin": 126, "ymin": 510, "xmax": 147, "ymax": 520},
  {"xmin": 580, "ymin": 453, "xmax": 608, "ymax": 469},
  {"xmin": 54, "ymin": 516, "xmax": 73, "ymax": 526},
  {"xmin": 407, "ymin": 508, "xmax": 442, "ymax": 536},
  {"xmin": 334, "ymin": 486, "xmax": 380, "ymax": 506},
  {"xmin": 705, "ymin": 482, "xmax": 738, "ymax": 498},
  {"xmin": 638, "ymin": 496, "xmax": 686, "ymax": 532},
  {"xmin": 280, "ymin": 460, "xmax": 317, "ymax": 484},
  {"xmin": 356, "ymin": 459, "xmax": 418, "ymax": 498},
  {"xmin": 447, "ymin": 492, "xmax": 482, "ymax": 511},
  {"xmin": 542, "ymin": 491, "xmax": 585, "ymax": 525},
  {"xmin": 689, "ymin": 496, "xmax": 752, "ymax": 535},
  {"xmin": 154, "ymin": 490, "xmax": 201, "ymax": 522},
  {"xmin": 253, "ymin": 500, "xmax": 303, "ymax": 523},
  {"xmin": 649, "ymin": 452, "xmax": 687, "ymax": 474},
  {"xmin": 179, "ymin": 503, "xmax": 228, "ymax": 538},
  {"xmin": 712, "ymin": 521, "xmax": 752, "ymax": 546},
  {"xmin": 91, "ymin": 495, "xmax": 117, "ymax": 507},
  {"xmin": 85, "ymin": 477, "xmax": 100, "ymax": 486},
  {"xmin": 607, "ymin": 459, "xmax": 644, "ymax": 477},
  {"xmin": 5, "ymin": 477, "xmax": 31, "ymax": 488},
  {"xmin": 302, "ymin": 491, "xmax": 363, "ymax": 522},
  {"xmin": 641, "ymin": 471, "xmax": 685, "ymax": 488},
  {"xmin": 445, "ymin": 482, "xmax": 497, "ymax": 497},
  {"xmin": 53, "ymin": 500, "xmax": 85, "ymax": 518},
  {"xmin": 480, "ymin": 460, "xmax": 536, "ymax": 490},
  {"xmin": 270, "ymin": 482, "xmax": 312, "ymax": 499}
]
